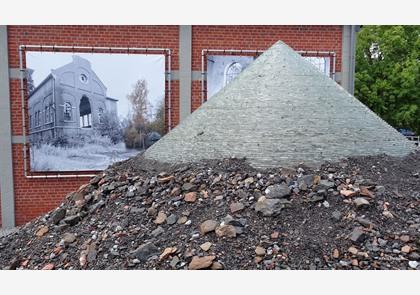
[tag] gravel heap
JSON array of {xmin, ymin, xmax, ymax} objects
[{"xmin": 0, "ymin": 151, "xmax": 419, "ymax": 270}]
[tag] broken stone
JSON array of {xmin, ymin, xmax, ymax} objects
[
  {"xmin": 400, "ymin": 235, "xmax": 410, "ymax": 243},
  {"xmin": 383, "ymin": 210, "xmax": 394, "ymax": 219},
  {"xmin": 166, "ymin": 214, "xmax": 177, "ymax": 225},
  {"xmin": 154, "ymin": 211, "xmax": 167, "ymax": 224},
  {"xmin": 200, "ymin": 242, "xmax": 212, "ymax": 252},
  {"xmin": 63, "ymin": 215, "xmax": 80, "ymax": 226},
  {"xmin": 353, "ymin": 197, "xmax": 370, "ymax": 208},
  {"xmin": 244, "ymin": 177, "xmax": 254, "ymax": 185},
  {"xmin": 160, "ymin": 247, "xmax": 177, "ymax": 261},
  {"xmin": 401, "ymin": 245, "xmax": 412, "ymax": 254},
  {"xmin": 188, "ymin": 255, "xmax": 215, "ymax": 270},
  {"xmin": 35, "ymin": 226, "xmax": 49, "ymax": 237},
  {"xmin": 332, "ymin": 210, "xmax": 342, "ymax": 221},
  {"xmin": 199, "ymin": 220, "xmax": 218, "ymax": 235},
  {"xmin": 332, "ymin": 249, "xmax": 340, "ymax": 258},
  {"xmin": 349, "ymin": 227, "xmax": 366, "ymax": 243},
  {"xmin": 254, "ymin": 196, "xmax": 290, "ymax": 217},
  {"xmin": 182, "ymin": 183, "xmax": 195, "ymax": 192},
  {"xmin": 255, "ymin": 246, "xmax": 266, "ymax": 256},
  {"xmin": 41, "ymin": 263, "xmax": 55, "ymax": 270},
  {"xmin": 134, "ymin": 242, "xmax": 159, "ymax": 262},
  {"xmin": 215, "ymin": 225, "xmax": 236, "ymax": 238},
  {"xmin": 271, "ymin": 231, "xmax": 279, "ymax": 239},
  {"xmin": 340, "ymin": 189, "xmax": 358, "ymax": 198},
  {"xmin": 408, "ymin": 261, "xmax": 419, "ymax": 269},
  {"xmin": 265, "ymin": 183, "xmax": 291, "ymax": 198},
  {"xmin": 62, "ymin": 232, "xmax": 76, "ymax": 245},
  {"xmin": 184, "ymin": 192, "xmax": 197, "ymax": 203},
  {"xmin": 147, "ymin": 207, "xmax": 157, "ymax": 217},
  {"xmin": 298, "ymin": 174, "xmax": 315, "ymax": 188},
  {"xmin": 211, "ymin": 261, "xmax": 224, "ymax": 270},
  {"xmin": 51, "ymin": 208, "xmax": 66, "ymax": 224},
  {"xmin": 230, "ymin": 202, "xmax": 245, "ymax": 213},
  {"xmin": 356, "ymin": 217, "xmax": 376, "ymax": 228},
  {"xmin": 177, "ymin": 216, "xmax": 188, "ymax": 224},
  {"xmin": 170, "ymin": 256, "xmax": 180, "ymax": 269},
  {"xmin": 151, "ymin": 226, "xmax": 164, "ymax": 237},
  {"xmin": 360, "ymin": 186, "xmax": 374, "ymax": 198},
  {"xmin": 348, "ymin": 246, "xmax": 359, "ymax": 255}
]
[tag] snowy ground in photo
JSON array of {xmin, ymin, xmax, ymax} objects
[{"xmin": 30, "ymin": 142, "xmax": 140, "ymax": 171}]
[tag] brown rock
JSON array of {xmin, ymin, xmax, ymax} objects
[
  {"xmin": 271, "ymin": 231, "xmax": 280, "ymax": 239},
  {"xmin": 340, "ymin": 189, "xmax": 358, "ymax": 197},
  {"xmin": 401, "ymin": 245, "xmax": 412, "ymax": 254},
  {"xmin": 35, "ymin": 226, "xmax": 49, "ymax": 237},
  {"xmin": 160, "ymin": 247, "xmax": 177, "ymax": 261},
  {"xmin": 170, "ymin": 187, "xmax": 180, "ymax": 196},
  {"xmin": 188, "ymin": 255, "xmax": 215, "ymax": 270},
  {"xmin": 200, "ymin": 242, "xmax": 212, "ymax": 252},
  {"xmin": 215, "ymin": 225, "xmax": 237, "ymax": 238},
  {"xmin": 332, "ymin": 248, "xmax": 340, "ymax": 258},
  {"xmin": 211, "ymin": 262, "xmax": 224, "ymax": 270},
  {"xmin": 184, "ymin": 192, "xmax": 197, "ymax": 203},
  {"xmin": 351, "ymin": 259, "xmax": 359, "ymax": 267},
  {"xmin": 62, "ymin": 232, "xmax": 76, "ymax": 244},
  {"xmin": 158, "ymin": 175, "xmax": 175, "ymax": 183},
  {"xmin": 360, "ymin": 186, "xmax": 374, "ymax": 198},
  {"xmin": 255, "ymin": 246, "xmax": 266, "ymax": 256},
  {"xmin": 254, "ymin": 256, "xmax": 263, "ymax": 263},
  {"xmin": 230, "ymin": 202, "xmax": 245, "ymax": 213},
  {"xmin": 199, "ymin": 220, "xmax": 218, "ymax": 235},
  {"xmin": 177, "ymin": 216, "xmax": 188, "ymax": 224},
  {"xmin": 382, "ymin": 210, "xmax": 394, "ymax": 219},
  {"xmin": 348, "ymin": 246, "xmax": 359, "ymax": 255},
  {"xmin": 154, "ymin": 211, "xmax": 167, "ymax": 224},
  {"xmin": 41, "ymin": 263, "xmax": 55, "ymax": 270}
]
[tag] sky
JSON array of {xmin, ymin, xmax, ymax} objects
[{"xmin": 26, "ymin": 51, "xmax": 165, "ymax": 120}]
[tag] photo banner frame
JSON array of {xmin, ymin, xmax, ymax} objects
[{"xmin": 19, "ymin": 45, "xmax": 172, "ymax": 176}]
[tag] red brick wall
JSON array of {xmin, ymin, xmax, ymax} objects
[
  {"xmin": 4, "ymin": 25, "xmax": 343, "ymax": 226},
  {"xmin": 5, "ymin": 25, "xmax": 179, "ymax": 225}
]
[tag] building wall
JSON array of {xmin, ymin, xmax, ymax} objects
[{"xmin": 2, "ymin": 25, "xmax": 344, "ymax": 226}]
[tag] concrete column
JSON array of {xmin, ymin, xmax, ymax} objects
[
  {"xmin": 0, "ymin": 25, "xmax": 15, "ymax": 228},
  {"xmin": 341, "ymin": 25, "xmax": 358, "ymax": 95},
  {"xmin": 179, "ymin": 25, "xmax": 192, "ymax": 122}
]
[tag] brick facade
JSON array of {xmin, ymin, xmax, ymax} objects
[{"xmin": 1, "ymin": 25, "xmax": 344, "ymax": 226}]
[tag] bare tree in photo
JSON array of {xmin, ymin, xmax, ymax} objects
[{"xmin": 124, "ymin": 79, "xmax": 151, "ymax": 149}]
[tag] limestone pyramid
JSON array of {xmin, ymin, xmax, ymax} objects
[{"xmin": 145, "ymin": 41, "xmax": 415, "ymax": 168}]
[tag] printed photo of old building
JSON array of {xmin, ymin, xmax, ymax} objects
[{"xmin": 28, "ymin": 55, "xmax": 118, "ymax": 144}]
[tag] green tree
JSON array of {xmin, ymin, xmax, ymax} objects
[{"xmin": 355, "ymin": 25, "xmax": 420, "ymax": 134}]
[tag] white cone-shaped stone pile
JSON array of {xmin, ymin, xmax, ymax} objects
[{"xmin": 145, "ymin": 41, "xmax": 415, "ymax": 168}]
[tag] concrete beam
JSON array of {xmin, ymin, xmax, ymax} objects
[
  {"xmin": 179, "ymin": 25, "xmax": 192, "ymax": 122},
  {"xmin": 341, "ymin": 25, "xmax": 357, "ymax": 95},
  {"xmin": 0, "ymin": 26, "xmax": 16, "ymax": 228}
]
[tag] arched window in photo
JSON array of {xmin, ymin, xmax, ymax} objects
[
  {"xmin": 64, "ymin": 102, "xmax": 72, "ymax": 121},
  {"xmin": 98, "ymin": 107, "xmax": 104, "ymax": 124},
  {"xmin": 224, "ymin": 62, "xmax": 243, "ymax": 86},
  {"xmin": 79, "ymin": 96, "xmax": 92, "ymax": 128}
]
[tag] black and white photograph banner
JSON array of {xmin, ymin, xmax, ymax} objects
[
  {"xmin": 206, "ymin": 54, "xmax": 332, "ymax": 99},
  {"xmin": 26, "ymin": 51, "xmax": 166, "ymax": 171}
]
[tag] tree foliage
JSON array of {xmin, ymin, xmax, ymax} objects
[{"xmin": 355, "ymin": 25, "xmax": 420, "ymax": 134}]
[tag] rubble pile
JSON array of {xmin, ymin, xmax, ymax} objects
[{"xmin": 0, "ymin": 151, "xmax": 419, "ymax": 270}]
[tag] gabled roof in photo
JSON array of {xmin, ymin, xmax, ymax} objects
[{"xmin": 145, "ymin": 41, "xmax": 416, "ymax": 168}]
